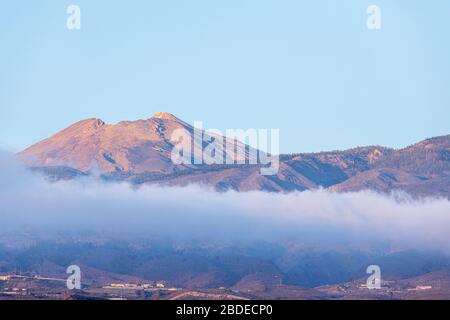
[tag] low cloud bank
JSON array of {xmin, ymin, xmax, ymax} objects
[{"xmin": 1, "ymin": 150, "xmax": 450, "ymax": 252}]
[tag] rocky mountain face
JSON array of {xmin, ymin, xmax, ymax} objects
[
  {"xmin": 19, "ymin": 112, "xmax": 194, "ymax": 173},
  {"xmin": 18, "ymin": 113, "xmax": 450, "ymax": 197}
]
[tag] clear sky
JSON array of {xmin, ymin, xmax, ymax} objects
[{"xmin": 0, "ymin": 0, "xmax": 449, "ymax": 153}]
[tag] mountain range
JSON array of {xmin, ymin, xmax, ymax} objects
[{"xmin": 18, "ymin": 112, "xmax": 450, "ymax": 197}]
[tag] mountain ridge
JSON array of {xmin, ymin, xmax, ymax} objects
[{"xmin": 17, "ymin": 113, "xmax": 450, "ymax": 197}]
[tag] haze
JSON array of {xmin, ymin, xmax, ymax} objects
[{"xmin": 1, "ymin": 150, "xmax": 450, "ymax": 253}]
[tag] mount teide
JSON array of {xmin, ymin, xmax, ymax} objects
[
  {"xmin": 17, "ymin": 113, "xmax": 450, "ymax": 197},
  {"xmin": 19, "ymin": 112, "xmax": 196, "ymax": 173}
]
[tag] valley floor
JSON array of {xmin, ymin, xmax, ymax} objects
[{"xmin": 1, "ymin": 271, "xmax": 449, "ymax": 300}]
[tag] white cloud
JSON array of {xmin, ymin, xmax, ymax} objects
[{"xmin": 1, "ymin": 150, "xmax": 450, "ymax": 252}]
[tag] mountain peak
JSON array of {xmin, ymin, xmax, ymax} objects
[
  {"xmin": 152, "ymin": 112, "xmax": 179, "ymax": 121},
  {"xmin": 74, "ymin": 118, "xmax": 106, "ymax": 129}
]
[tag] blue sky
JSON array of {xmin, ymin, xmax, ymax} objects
[{"xmin": 0, "ymin": 0, "xmax": 449, "ymax": 153}]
